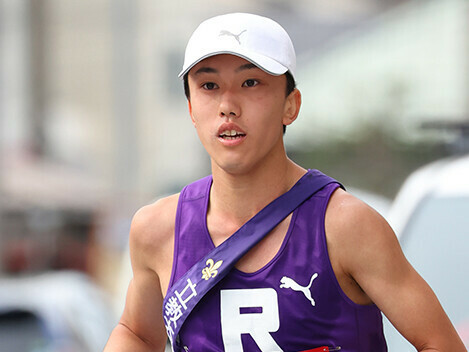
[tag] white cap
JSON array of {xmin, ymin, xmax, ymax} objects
[{"xmin": 179, "ymin": 13, "xmax": 296, "ymax": 79}]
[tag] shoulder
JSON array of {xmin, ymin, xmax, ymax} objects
[
  {"xmin": 325, "ymin": 187, "xmax": 387, "ymax": 229},
  {"xmin": 129, "ymin": 193, "xmax": 180, "ymax": 264},
  {"xmin": 325, "ymin": 187, "xmax": 399, "ymax": 274},
  {"xmin": 324, "ymin": 188, "xmax": 404, "ymax": 304},
  {"xmin": 132, "ymin": 193, "xmax": 180, "ymax": 229}
]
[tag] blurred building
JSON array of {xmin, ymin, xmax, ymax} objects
[{"xmin": 286, "ymin": 0, "xmax": 469, "ymax": 148}]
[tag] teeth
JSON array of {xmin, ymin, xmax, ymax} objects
[{"xmin": 220, "ymin": 130, "xmax": 242, "ymax": 137}]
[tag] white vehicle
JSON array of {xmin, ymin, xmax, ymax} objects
[
  {"xmin": 383, "ymin": 153, "xmax": 469, "ymax": 350},
  {"xmin": 0, "ymin": 270, "xmax": 117, "ymax": 352}
]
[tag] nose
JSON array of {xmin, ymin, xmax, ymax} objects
[{"xmin": 218, "ymin": 91, "xmax": 240, "ymax": 118}]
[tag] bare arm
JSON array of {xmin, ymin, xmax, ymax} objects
[
  {"xmin": 104, "ymin": 278, "xmax": 166, "ymax": 352},
  {"xmin": 326, "ymin": 189, "xmax": 466, "ymax": 351},
  {"xmin": 104, "ymin": 196, "xmax": 178, "ymax": 351}
]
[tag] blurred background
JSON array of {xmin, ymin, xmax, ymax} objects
[{"xmin": 1, "ymin": 0, "xmax": 468, "ymax": 351}]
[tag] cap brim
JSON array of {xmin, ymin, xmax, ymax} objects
[{"xmin": 178, "ymin": 50, "xmax": 289, "ymax": 78}]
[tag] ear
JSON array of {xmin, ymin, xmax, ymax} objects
[
  {"xmin": 282, "ymin": 88, "xmax": 301, "ymax": 126},
  {"xmin": 188, "ymin": 100, "xmax": 197, "ymax": 127}
]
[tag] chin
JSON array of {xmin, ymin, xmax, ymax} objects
[
  {"xmin": 212, "ymin": 158, "xmax": 246, "ymax": 174},
  {"xmin": 215, "ymin": 158, "xmax": 268, "ymax": 177},
  {"xmin": 217, "ymin": 163, "xmax": 246, "ymax": 175}
]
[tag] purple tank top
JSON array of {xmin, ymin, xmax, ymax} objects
[{"xmin": 167, "ymin": 174, "xmax": 387, "ymax": 352}]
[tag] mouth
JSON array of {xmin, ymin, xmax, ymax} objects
[{"xmin": 218, "ymin": 129, "xmax": 246, "ymax": 140}]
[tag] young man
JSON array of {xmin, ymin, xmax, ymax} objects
[{"xmin": 105, "ymin": 13, "xmax": 466, "ymax": 351}]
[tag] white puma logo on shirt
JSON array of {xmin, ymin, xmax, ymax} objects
[{"xmin": 279, "ymin": 273, "xmax": 318, "ymax": 306}]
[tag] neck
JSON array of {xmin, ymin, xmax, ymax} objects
[{"xmin": 209, "ymin": 158, "xmax": 306, "ymax": 225}]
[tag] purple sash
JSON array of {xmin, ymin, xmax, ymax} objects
[{"xmin": 163, "ymin": 170, "xmax": 339, "ymax": 351}]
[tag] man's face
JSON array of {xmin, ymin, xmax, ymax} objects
[{"xmin": 187, "ymin": 54, "xmax": 299, "ymax": 175}]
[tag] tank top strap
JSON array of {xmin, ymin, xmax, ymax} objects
[{"xmin": 169, "ymin": 175, "xmax": 213, "ymax": 289}]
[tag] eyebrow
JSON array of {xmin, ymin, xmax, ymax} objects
[
  {"xmin": 193, "ymin": 62, "xmax": 259, "ymax": 76},
  {"xmin": 193, "ymin": 66, "xmax": 218, "ymax": 75},
  {"xmin": 235, "ymin": 63, "xmax": 258, "ymax": 72}
]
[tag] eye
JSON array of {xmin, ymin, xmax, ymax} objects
[
  {"xmin": 202, "ymin": 82, "xmax": 218, "ymax": 90},
  {"xmin": 242, "ymin": 79, "xmax": 259, "ymax": 87}
]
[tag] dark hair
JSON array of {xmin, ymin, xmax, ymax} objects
[{"xmin": 183, "ymin": 71, "xmax": 296, "ymax": 134}]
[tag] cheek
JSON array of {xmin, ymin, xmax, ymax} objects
[
  {"xmin": 189, "ymin": 101, "xmax": 206, "ymax": 126},
  {"xmin": 190, "ymin": 95, "xmax": 218, "ymax": 122},
  {"xmin": 190, "ymin": 103, "xmax": 216, "ymax": 141},
  {"xmin": 251, "ymin": 94, "xmax": 286, "ymax": 124}
]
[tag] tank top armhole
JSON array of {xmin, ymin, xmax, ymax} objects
[
  {"xmin": 166, "ymin": 185, "xmax": 188, "ymax": 294},
  {"xmin": 320, "ymin": 184, "xmax": 377, "ymax": 308}
]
